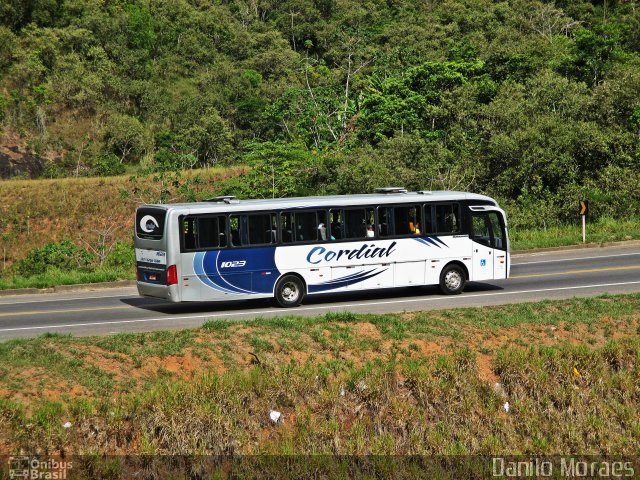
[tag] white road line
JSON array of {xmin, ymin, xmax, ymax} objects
[
  {"xmin": 512, "ymin": 252, "xmax": 640, "ymax": 266},
  {"xmin": 1, "ymin": 280, "xmax": 639, "ymax": 334}
]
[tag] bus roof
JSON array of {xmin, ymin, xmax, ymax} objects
[{"xmin": 141, "ymin": 191, "xmax": 497, "ymax": 213}]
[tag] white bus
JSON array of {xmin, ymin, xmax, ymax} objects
[{"xmin": 134, "ymin": 189, "xmax": 509, "ymax": 307}]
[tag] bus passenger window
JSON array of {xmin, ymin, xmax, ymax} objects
[
  {"xmin": 435, "ymin": 204, "xmax": 460, "ymax": 234},
  {"xmin": 217, "ymin": 217, "xmax": 227, "ymax": 247},
  {"xmin": 183, "ymin": 218, "xmax": 197, "ymax": 250},
  {"xmin": 379, "ymin": 206, "xmax": 421, "ymax": 236},
  {"xmin": 280, "ymin": 213, "xmax": 293, "ymax": 243},
  {"xmin": 343, "ymin": 208, "xmax": 373, "ymax": 239},
  {"xmin": 247, "ymin": 213, "xmax": 276, "ymax": 245},
  {"xmin": 329, "ymin": 210, "xmax": 343, "ymax": 240},
  {"xmin": 422, "ymin": 205, "xmax": 433, "ymax": 234},
  {"xmin": 182, "ymin": 215, "xmax": 227, "ymax": 251},
  {"xmin": 317, "ymin": 211, "xmax": 328, "ymax": 241},
  {"xmin": 229, "ymin": 216, "xmax": 241, "ymax": 246},
  {"xmin": 366, "ymin": 209, "xmax": 375, "ymax": 238},
  {"xmin": 281, "ymin": 211, "xmax": 321, "ymax": 243},
  {"xmin": 295, "ymin": 211, "xmax": 318, "ymax": 241}
]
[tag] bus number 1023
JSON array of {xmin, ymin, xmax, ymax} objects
[{"xmin": 220, "ymin": 260, "xmax": 247, "ymax": 268}]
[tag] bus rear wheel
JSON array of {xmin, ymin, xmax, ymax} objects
[
  {"xmin": 439, "ymin": 264, "xmax": 466, "ymax": 295},
  {"xmin": 275, "ymin": 275, "xmax": 305, "ymax": 307}
]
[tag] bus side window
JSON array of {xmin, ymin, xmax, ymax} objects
[
  {"xmin": 247, "ymin": 213, "xmax": 275, "ymax": 245},
  {"xmin": 198, "ymin": 216, "xmax": 216, "ymax": 248},
  {"xmin": 488, "ymin": 212, "xmax": 505, "ymax": 249},
  {"xmin": 229, "ymin": 216, "xmax": 241, "ymax": 246},
  {"xmin": 422, "ymin": 205, "xmax": 433, "ymax": 234},
  {"xmin": 379, "ymin": 207, "xmax": 390, "ymax": 237},
  {"xmin": 183, "ymin": 218, "xmax": 197, "ymax": 250},
  {"xmin": 390, "ymin": 205, "xmax": 421, "ymax": 236},
  {"xmin": 217, "ymin": 216, "xmax": 227, "ymax": 247},
  {"xmin": 471, "ymin": 214, "xmax": 491, "ymax": 246},
  {"xmin": 317, "ymin": 210, "xmax": 328, "ymax": 241},
  {"xmin": 281, "ymin": 210, "xmax": 325, "ymax": 243},
  {"xmin": 329, "ymin": 209, "xmax": 343, "ymax": 240},
  {"xmin": 280, "ymin": 212, "xmax": 293, "ymax": 243},
  {"xmin": 344, "ymin": 208, "xmax": 369, "ymax": 239},
  {"xmin": 295, "ymin": 211, "xmax": 318, "ymax": 241},
  {"xmin": 435, "ymin": 204, "xmax": 460, "ymax": 234}
]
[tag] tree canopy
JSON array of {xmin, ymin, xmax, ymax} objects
[{"xmin": 0, "ymin": 0, "xmax": 639, "ymax": 227}]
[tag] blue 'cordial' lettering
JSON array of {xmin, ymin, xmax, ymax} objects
[
  {"xmin": 306, "ymin": 242, "xmax": 397, "ymax": 264},
  {"xmin": 307, "ymin": 246, "xmax": 326, "ymax": 264}
]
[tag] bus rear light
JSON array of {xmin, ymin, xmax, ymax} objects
[
  {"xmin": 136, "ymin": 269, "xmax": 141, "ymax": 281},
  {"xmin": 167, "ymin": 265, "xmax": 178, "ymax": 286}
]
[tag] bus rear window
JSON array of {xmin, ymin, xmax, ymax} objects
[{"xmin": 136, "ymin": 208, "xmax": 166, "ymax": 240}]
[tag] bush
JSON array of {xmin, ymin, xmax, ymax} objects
[
  {"xmin": 14, "ymin": 240, "xmax": 95, "ymax": 276},
  {"xmin": 104, "ymin": 241, "xmax": 134, "ymax": 269},
  {"xmin": 92, "ymin": 153, "xmax": 126, "ymax": 177}
]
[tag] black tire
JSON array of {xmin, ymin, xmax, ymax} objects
[
  {"xmin": 275, "ymin": 275, "xmax": 305, "ymax": 307},
  {"xmin": 439, "ymin": 264, "xmax": 466, "ymax": 295}
]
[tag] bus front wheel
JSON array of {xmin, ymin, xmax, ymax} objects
[
  {"xmin": 439, "ymin": 264, "xmax": 466, "ymax": 295},
  {"xmin": 275, "ymin": 275, "xmax": 305, "ymax": 307}
]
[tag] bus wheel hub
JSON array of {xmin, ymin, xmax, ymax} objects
[{"xmin": 445, "ymin": 271, "xmax": 461, "ymax": 289}]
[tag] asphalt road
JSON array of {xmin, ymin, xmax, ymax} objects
[{"xmin": 0, "ymin": 244, "xmax": 639, "ymax": 340}]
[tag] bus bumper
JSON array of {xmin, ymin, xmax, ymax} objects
[{"xmin": 136, "ymin": 282, "xmax": 180, "ymax": 302}]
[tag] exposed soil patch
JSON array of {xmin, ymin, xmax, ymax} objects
[
  {"xmin": 1, "ymin": 302, "xmax": 639, "ymax": 413},
  {"xmin": 353, "ymin": 322, "xmax": 382, "ymax": 339},
  {"xmin": 477, "ymin": 354, "xmax": 499, "ymax": 384}
]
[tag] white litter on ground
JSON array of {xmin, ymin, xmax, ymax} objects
[{"xmin": 269, "ymin": 410, "xmax": 282, "ymax": 424}]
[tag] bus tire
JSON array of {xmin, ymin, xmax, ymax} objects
[
  {"xmin": 275, "ymin": 275, "xmax": 305, "ymax": 307},
  {"xmin": 439, "ymin": 264, "xmax": 466, "ymax": 295}
]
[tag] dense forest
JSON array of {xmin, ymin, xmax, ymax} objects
[{"xmin": 1, "ymin": 0, "xmax": 639, "ymax": 228}]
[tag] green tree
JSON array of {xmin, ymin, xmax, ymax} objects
[
  {"xmin": 104, "ymin": 113, "xmax": 147, "ymax": 164},
  {"xmin": 219, "ymin": 141, "xmax": 320, "ymax": 198},
  {"xmin": 358, "ymin": 61, "xmax": 485, "ymax": 144},
  {"xmin": 179, "ymin": 108, "xmax": 234, "ymax": 167}
]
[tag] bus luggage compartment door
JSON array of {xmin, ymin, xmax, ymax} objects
[
  {"xmin": 331, "ymin": 265, "xmax": 364, "ymax": 290},
  {"xmin": 394, "ymin": 261, "xmax": 426, "ymax": 287}
]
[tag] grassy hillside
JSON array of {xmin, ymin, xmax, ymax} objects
[
  {"xmin": 0, "ymin": 295, "xmax": 638, "ymax": 475},
  {"xmin": 0, "ymin": 167, "xmax": 244, "ymax": 272}
]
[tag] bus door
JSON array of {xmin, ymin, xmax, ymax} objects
[
  {"xmin": 470, "ymin": 213, "xmax": 494, "ymax": 281},
  {"xmin": 471, "ymin": 210, "xmax": 508, "ymax": 280},
  {"xmin": 487, "ymin": 211, "xmax": 508, "ymax": 279}
]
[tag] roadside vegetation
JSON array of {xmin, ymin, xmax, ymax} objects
[
  {"xmin": 1, "ymin": 171, "xmax": 639, "ymax": 291},
  {"xmin": 1, "ymin": 294, "xmax": 638, "ymax": 469}
]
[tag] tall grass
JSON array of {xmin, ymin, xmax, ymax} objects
[
  {"xmin": 0, "ymin": 267, "xmax": 134, "ymax": 290},
  {"xmin": 510, "ymin": 216, "xmax": 640, "ymax": 250}
]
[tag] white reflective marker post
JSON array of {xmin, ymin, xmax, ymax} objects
[{"xmin": 579, "ymin": 200, "xmax": 588, "ymax": 244}]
